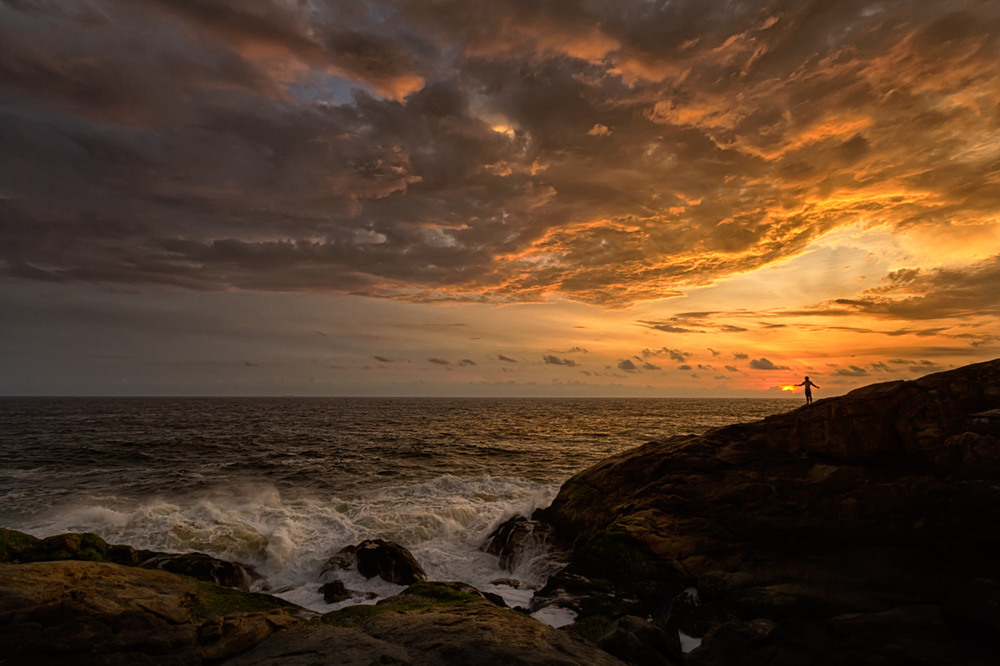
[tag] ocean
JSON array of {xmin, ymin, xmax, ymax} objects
[{"xmin": 0, "ymin": 397, "xmax": 795, "ymax": 617}]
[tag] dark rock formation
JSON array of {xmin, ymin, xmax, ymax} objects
[
  {"xmin": 143, "ymin": 552, "xmax": 267, "ymax": 592},
  {"xmin": 0, "ymin": 528, "xmax": 266, "ymax": 593},
  {"xmin": 0, "ymin": 560, "xmax": 625, "ymax": 665},
  {"xmin": 483, "ymin": 515, "xmax": 555, "ymax": 570},
  {"xmin": 318, "ymin": 580, "xmax": 377, "ymax": 604},
  {"xmin": 536, "ymin": 358, "xmax": 1000, "ymax": 664},
  {"xmin": 570, "ymin": 615, "xmax": 685, "ymax": 666},
  {"xmin": 321, "ymin": 538, "xmax": 426, "ymax": 585},
  {"xmin": 0, "ymin": 560, "xmax": 306, "ymax": 665},
  {"xmin": 233, "ymin": 581, "xmax": 624, "ymax": 666},
  {"xmin": 319, "ymin": 579, "xmax": 353, "ymax": 603}
]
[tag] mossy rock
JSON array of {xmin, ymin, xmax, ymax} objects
[
  {"xmin": 33, "ymin": 532, "xmax": 110, "ymax": 562},
  {"xmin": 185, "ymin": 578, "xmax": 304, "ymax": 621},
  {"xmin": 0, "ymin": 528, "xmax": 40, "ymax": 561},
  {"xmin": 320, "ymin": 581, "xmax": 484, "ymax": 628},
  {"xmin": 1, "ymin": 530, "xmax": 113, "ymax": 563},
  {"xmin": 401, "ymin": 580, "xmax": 483, "ymax": 604}
]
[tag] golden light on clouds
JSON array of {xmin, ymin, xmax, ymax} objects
[{"xmin": 0, "ymin": 0, "xmax": 997, "ymax": 395}]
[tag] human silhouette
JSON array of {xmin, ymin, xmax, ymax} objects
[{"xmin": 796, "ymin": 376, "xmax": 819, "ymax": 404}]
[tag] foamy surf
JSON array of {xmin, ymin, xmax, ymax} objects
[{"xmin": 17, "ymin": 475, "xmax": 564, "ymax": 616}]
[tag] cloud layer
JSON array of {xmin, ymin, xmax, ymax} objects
[{"xmin": 2, "ymin": 0, "xmax": 999, "ymax": 313}]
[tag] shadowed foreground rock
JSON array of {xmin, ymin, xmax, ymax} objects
[
  {"xmin": 0, "ymin": 561, "xmax": 623, "ymax": 665},
  {"xmin": 0, "ymin": 560, "xmax": 305, "ymax": 665},
  {"xmin": 535, "ymin": 358, "xmax": 1000, "ymax": 664},
  {"xmin": 231, "ymin": 582, "xmax": 624, "ymax": 665},
  {"xmin": 0, "ymin": 528, "xmax": 265, "ymax": 592}
]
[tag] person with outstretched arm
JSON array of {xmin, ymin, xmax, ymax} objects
[{"xmin": 796, "ymin": 376, "xmax": 820, "ymax": 404}]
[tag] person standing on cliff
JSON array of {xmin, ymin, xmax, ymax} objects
[{"xmin": 796, "ymin": 376, "xmax": 819, "ymax": 404}]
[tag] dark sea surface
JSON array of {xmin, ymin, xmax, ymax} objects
[{"xmin": 0, "ymin": 397, "xmax": 795, "ymax": 614}]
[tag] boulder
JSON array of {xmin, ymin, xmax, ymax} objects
[
  {"xmin": 319, "ymin": 580, "xmax": 353, "ymax": 603},
  {"xmin": 322, "ymin": 538, "xmax": 426, "ymax": 585},
  {"xmin": 142, "ymin": 551, "xmax": 266, "ymax": 592},
  {"xmin": 318, "ymin": 580, "xmax": 376, "ymax": 604},
  {"xmin": 482, "ymin": 515, "xmax": 555, "ymax": 570}
]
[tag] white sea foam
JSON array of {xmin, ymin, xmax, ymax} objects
[
  {"xmin": 679, "ymin": 631, "xmax": 703, "ymax": 653},
  {"xmin": 531, "ymin": 606, "xmax": 577, "ymax": 628},
  {"xmin": 20, "ymin": 475, "xmax": 562, "ymax": 615}
]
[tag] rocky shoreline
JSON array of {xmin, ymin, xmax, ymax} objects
[{"xmin": 3, "ymin": 359, "xmax": 999, "ymax": 664}]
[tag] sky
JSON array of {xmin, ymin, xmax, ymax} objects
[{"xmin": 1, "ymin": 0, "xmax": 999, "ymax": 397}]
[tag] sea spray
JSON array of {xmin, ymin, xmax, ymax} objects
[{"xmin": 17, "ymin": 475, "xmax": 562, "ymax": 612}]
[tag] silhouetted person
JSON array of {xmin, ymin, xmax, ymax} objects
[{"xmin": 796, "ymin": 376, "xmax": 819, "ymax": 404}]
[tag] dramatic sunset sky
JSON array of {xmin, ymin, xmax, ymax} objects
[{"xmin": 2, "ymin": 0, "xmax": 998, "ymax": 397}]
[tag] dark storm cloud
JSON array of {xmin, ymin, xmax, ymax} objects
[{"xmin": 2, "ymin": 1, "xmax": 999, "ymax": 307}]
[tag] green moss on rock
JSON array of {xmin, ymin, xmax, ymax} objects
[
  {"xmin": 35, "ymin": 532, "xmax": 110, "ymax": 561},
  {"xmin": 185, "ymin": 578, "xmax": 304, "ymax": 621},
  {"xmin": 320, "ymin": 581, "xmax": 484, "ymax": 627},
  {"xmin": 0, "ymin": 528, "xmax": 40, "ymax": 561}
]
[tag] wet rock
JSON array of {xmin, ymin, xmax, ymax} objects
[
  {"xmin": 571, "ymin": 615, "xmax": 684, "ymax": 666},
  {"xmin": 319, "ymin": 580, "xmax": 353, "ymax": 603},
  {"xmin": 318, "ymin": 580, "xmax": 377, "ymax": 604},
  {"xmin": 531, "ymin": 570, "xmax": 647, "ymax": 620},
  {"xmin": 483, "ymin": 591, "xmax": 508, "ymax": 608},
  {"xmin": 483, "ymin": 515, "xmax": 554, "ymax": 570},
  {"xmin": 322, "ymin": 538, "xmax": 426, "ymax": 585},
  {"xmin": 489, "ymin": 577, "xmax": 537, "ymax": 589},
  {"xmin": 142, "ymin": 551, "xmax": 267, "ymax": 592},
  {"xmin": 662, "ymin": 586, "xmax": 722, "ymax": 639}
]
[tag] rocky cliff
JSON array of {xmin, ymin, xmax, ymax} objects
[{"xmin": 534, "ymin": 358, "xmax": 1000, "ymax": 664}]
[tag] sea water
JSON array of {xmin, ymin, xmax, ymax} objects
[{"xmin": 0, "ymin": 397, "xmax": 794, "ymax": 615}]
